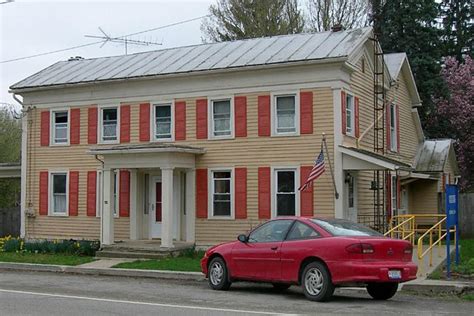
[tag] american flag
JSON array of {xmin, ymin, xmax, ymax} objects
[{"xmin": 299, "ymin": 147, "xmax": 325, "ymax": 191}]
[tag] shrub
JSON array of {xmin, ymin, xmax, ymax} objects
[
  {"xmin": 1, "ymin": 238, "xmax": 100, "ymax": 256},
  {"xmin": 3, "ymin": 238, "xmax": 21, "ymax": 252}
]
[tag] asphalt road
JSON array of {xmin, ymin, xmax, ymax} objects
[{"xmin": 0, "ymin": 270, "xmax": 472, "ymax": 315}]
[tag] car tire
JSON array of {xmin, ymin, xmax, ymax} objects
[
  {"xmin": 208, "ymin": 257, "xmax": 231, "ymax": 291},
  {"xmin": 301, "ymin": 261, "xmax": 335, "ymax": 302},
  {"xmin": 366, "ymin": 282, "xmax": 398, "ymax": 300},
  {"xmin": 272, "ymin": 283, "xmax": 291, "ymax": 291}
]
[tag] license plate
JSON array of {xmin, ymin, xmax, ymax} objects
[{"xmin": 388, "ymin": 270, "xmax": 401, "ymax": 279}]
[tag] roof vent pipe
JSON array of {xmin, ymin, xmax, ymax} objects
[
  {"xmin": 68, "ymin": 56, "xmax": 84, "ymax": 61},
  {"xmin": 331, "ymin": 24, "xmax": 344, "ymax": 32}
]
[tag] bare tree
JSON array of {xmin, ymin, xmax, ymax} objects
[
  {"xmin": 308, "ymin": 0, "xmax": 370, "ymax": 32},
  {"xmin": 201, "ymin": 0, "xmax": 305, "ymax": 42}
]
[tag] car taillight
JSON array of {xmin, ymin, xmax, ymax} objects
[
  {"xmin": 345, "ymin": 243, "xmax": 374, "ymax": 254},
  {"xmin": 404, "ymin": 245, "xmax": 413, "ymax": 254}
]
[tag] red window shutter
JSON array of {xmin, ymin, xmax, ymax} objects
[
  {"xmin": 139, "ymin": 103, "xmax": 150, "ymax": 142},
  {"xmin": 175, "ymin": 101, "xmax": 186, "ymax": 141},
  {"xmin": 88, "ymin": 107, "xmax": 98, "ymax": 144},
  {"xmin": 196, "ymin": 169, "xmax": 208, "ymax": 218},
  {"xmin": 386, "ymin": 104, "xmax": 391, "ymax": 150},
  {"xmin": 258, "ymin": 167, "xmax": 271, "ymax": 219},
  {"xmin": 39, "ymin": 171, "xmax": 49, "ymax": 215},
  {"xmin": 354, "ymin": 96, "xmax": 360, "ymax": 138},
  {"xmin": 396, "ymin": 178, "xmax": 401, "ymax": 210},
  {"xmin": 341, "ymin": 91, "xmax": 346, "ymax": 135},
  {"xmin": 396, "ymin": 104, "xmax": 400, "ymax": 152},
  {"xmin": 120, "ymin": 104, "xmax": 131, "ymax": 143},
  {"xmin": 300, "ymin": 166, "xmax": 314, "ymax": 217},
  {"xmin": 40, "ymin": 111, "xmax": 50, "ymax": 146},
  {"xmin": 300, "ymin": 92, "xmax": 313, "ymax": 134},
  {"xmin": 386, "ymin": 173, "xmax": 392, "ymax": 218},
  {"xmin": 70, "ymin": 109, "xmax": 81, "ymax": 145},
  {"xmin": 119, "ymin": 170, "xmax": 130, "ymax": 217},
  {"xmin": 235, "ymin": 167, "xmax": 247, "ymax": 219},
  {"xmin": 235, "ymin": 96, "xmax": 247, "ymax": 137},
  {"xmin": 69, "ymin": 171, "xmax": 79, "ymax": 216},
  {"xmin": 87, "ymin": 171, "xmax": 97, "ymax": 217},
  {"xmin": 258, "ymin": 95, "xmax": 271, "ymax": 136},
  {"xmin": 196, "ymin": 99, "xmax": 208, "ymax": 139}
]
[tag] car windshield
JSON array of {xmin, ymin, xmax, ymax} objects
[{"xmin": 311, "ymin": 218, "xmax": 382, "ymax": 237}]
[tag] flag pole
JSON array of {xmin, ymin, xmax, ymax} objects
[{"xmin": 322, "ymin": 133, "xmax": 339, "ymax": 199}]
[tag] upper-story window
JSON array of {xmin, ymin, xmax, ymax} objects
[
  {"xmin": 211, "ymin": 169, "xmax": 233, "ymax": 218},
  {"xmin": 52, "ymin": 111, "xmax": 69, "ymax": 144},
  {"xmin": 211, "ymin": 99, "xmax": 232, "ymax": 138},
  {"xmin": 275, "ymin": 168, "xmax": 297, "ymax": 216},
  {"xmin": 100, "ymin": 107, "xmax": 118, "ymax": 142},
  {"xmin": 51, "ymin": 172, "xmax": 68, "ymax": 215},
  {"xmin": 390, "ymin": 103, "xmax": 397, "ymax": 151},
  {"xmin": 345, "ymin": 94, "xmax": 354, "ymax": 135},
  {"xmin": 154, "ymin": 103, "xmax": 172, "ymax": 140},
  {"xmin": 275, "ymin": 95, "xmax": 297, "ymax": 134}
]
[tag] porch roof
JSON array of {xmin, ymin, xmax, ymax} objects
[
  {"xmin": 0, "ymin": 163, "xmax": 21, "ymax": 179},
  {"xmin": 88, "ymin": 143, "xmax": 206, "ymax": 155},
  {"xmin": 340, "ymin": 146, "xmax": 411, "ymax": 171}
]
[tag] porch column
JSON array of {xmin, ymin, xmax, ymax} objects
[
  {"xmin": 185, "ymin": 168, "xmax": 196, "ymax": 243},
  {"xmin": 161, "ymin": 167, "xmax": 174, "ymax": 248},
  {"xmin": 101, "ymin": 168, "xmax": 115, "ymax": 245},
  {"xmin": 129, "ymin": 169, "xmax": 139, "ymax": 240}
]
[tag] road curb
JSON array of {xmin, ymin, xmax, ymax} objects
[
  {"xmin": 401, "ymin": 282, "xmax": 474, "ymax": 295},
  {"xmin": 0, "ymin": 262, "xmax": 205, "ymax": 282}
]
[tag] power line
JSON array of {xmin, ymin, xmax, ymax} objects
[{"xmin": 0, "ymin": 14, "xmax": 210, "ymax": 64}]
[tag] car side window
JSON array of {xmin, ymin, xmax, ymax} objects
[
  {"xmin": 248, "ymin": 220, "xmax": 293, "ymax": 243},
  {"xmin": 286, "ymin": 221, "xmax": 320, "ymax": 241}
]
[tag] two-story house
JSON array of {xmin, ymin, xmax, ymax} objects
[{"xmin": 10, "ymin": 27, "xmax": 458, "ymax": 248}]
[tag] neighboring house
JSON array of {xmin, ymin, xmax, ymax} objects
[{"xmin": 10, "ymin": 27, "xmax": 459, "ymax": 247}]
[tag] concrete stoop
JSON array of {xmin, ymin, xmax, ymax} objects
[{"xmin": 96, "ymin": 240, "xmax": 194, "ymax": 260}]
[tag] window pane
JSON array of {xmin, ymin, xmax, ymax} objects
[
  {"xmin": 55, "ymin": 112, "xmax": 68, "ymax": 123},
  {"xmin": 103, "ymin": 108, "xmax": 117, "ymax": 121},
  {"xmin": 54, "ymin": 194, "xmax": 66, "ymax": 213},
  {"xmin": 277, "ymin": 171, "xmax": 294, "ymax": 193},
  {"xmin": 102, "ymin": 108, "xmax": 117, "ymax": 140},
  {"xmin": 156, "ymin": 105, "xmax": 171, "ymax": 118},
  {"xmin": 214, "ymin": 179, "xmax": 230, "ymax": 193},
  {"xmin": 248, "ymin": 220, "xmax": 293, "ymax": 243},
  {"xmin": 277, "ymin": 194, "xmax": 295, "ymax": 216},
  {"xmin": 213, "ymin": 201, "xmax": 230, "ymax": 216},
  {"xmin": 214, "ymin": 171, "xmax": 231, "ymax": 179},
  {"xmin": 346, "ymin": 95, "xmax": 353, "ymax": 132},
  {"xmin": 287, "ymin": 221, "xmax": 319, "ymax": 240},
  {"xmin": 213, "ymin": 100, "xmax": 231, "ymax": 136},
  {"xmin": 276, "ymin": 96, "xmax": 295, "ymax": 132},
  {"xmin": 53, "ymin": 174, "xmax": 66, "ymax": 194}
]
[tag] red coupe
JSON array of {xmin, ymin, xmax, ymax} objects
[{"xmin": 201, "ymin": 217, "xmax": 417, "ymax": 302}]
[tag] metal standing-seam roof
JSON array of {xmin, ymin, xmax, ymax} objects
[
  {"xmin": 414, "ymin": 139, "xmax": 454, "ymax": 172},
  {"xmin": 10, "ymin": 27, "xmax": 373, "ymax": 91}
]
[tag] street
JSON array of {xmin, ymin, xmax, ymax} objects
[{"xmin": 0, "ymin": 271, "xmax": 472, "ymax": 315}]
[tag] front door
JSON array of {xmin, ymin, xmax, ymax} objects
[
  {"xmin": 345, "ymin": 172, "xmax": 357, "ymax": 222},
  {"xmin": 150, "ymin": 178, "xmax": 162, "ymax": 238}
]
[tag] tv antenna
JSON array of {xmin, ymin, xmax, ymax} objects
[{"xmin": 85, "ymin": 27, "xmax": 162, "ymax": 55}]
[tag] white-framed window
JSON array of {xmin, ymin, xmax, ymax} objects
[
  {"xmin": 51, "ymin": 110, "xmax": 69, "ymax": 145},
  {"xmin": 96, "ymin": 170, "xmax": 119, "ymax": 218},
  {"xmin": 210, "ymin": 98, "xmax": 233, "ymax": 138},
  {"xmin": 153, "ymin": 103, "xmax": 173, "ymax": 141},
  {"xmin": 99, "ymin": 106, "xmax": 119, "ymax": 143},
  {"xmin": 390, "ymin": 103, "xmax": 397, "ymax": 151},
  {"xmin": 346, "ymin": 93, "xmax": 354, "ymax": 135},
  {"xmin": 50, "ymin": 172, "xmax": 68, "ymax": 216},
  {"xmin": 273, "ymin": 94, "xmax": 298, "ymax": 135},
  {"xmin": 210, "ymin": 169, "xmax": 233, "ymax": 218},
  {"xmin": 273, "ymin": 168, "xmax": 299, "ymax": 217}
]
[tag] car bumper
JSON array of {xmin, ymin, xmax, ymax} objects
[
  {"xmin": 329, "ymin": 261, "xmax": 418, "ymax": 284},
  {"xmin": 200, "ymin": 257, "xmax": 209, "ymax": 276}
]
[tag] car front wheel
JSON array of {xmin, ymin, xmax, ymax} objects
[
  {"xmin": 208, "ymin": 257, "xmax": 231, "ymax": 291},
  {"xmin": 366, "ymin": 282, "xmax": 398, "ymax": 300},
  {"xmin": 302, "ymin": 261, "xmax": 335, "ymax": 302}
]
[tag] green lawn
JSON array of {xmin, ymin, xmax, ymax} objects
[
  {"xmin": 429, "ymin": 238, "xmax": 474, "ymax": 279},
  {"xmin": 0, "ymin": 252, "xmax": 95, "ymax": 266},
  {"xmin": 113, "ymin": 256, "xmax": 202, "ymax": 272}
]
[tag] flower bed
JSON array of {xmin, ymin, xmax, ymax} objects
[{"xmin": 0, "ymin": 236, "xmax": 100, "ymax": 256}]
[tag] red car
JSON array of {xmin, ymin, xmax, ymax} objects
[{"xmin": 201, "ymin": 217, "xmax": 417, "ymax": 302}]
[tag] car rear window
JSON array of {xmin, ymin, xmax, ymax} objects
[{"xmin": 310, "ymin": 219, "xmax": 382, "ymax": 237}]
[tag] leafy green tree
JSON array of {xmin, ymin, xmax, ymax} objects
[
  {"xmin": 0, "ymin": 105, "xmax": 21, "ymax": 208},
  {"xmin": 440, "ymin": 0, "xmax": 473, "ymax": 61},
  {"xmin": 376, "ymin": 0, "xmax": 443, "ymax": 129},
  {"xmin": 201, "ymin": 0, "xmax": 305, "ymax": 42}
]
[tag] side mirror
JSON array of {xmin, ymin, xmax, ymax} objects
[{"xmin": 237, "ymin": 234, "xmax": 248, "ymax": 243}]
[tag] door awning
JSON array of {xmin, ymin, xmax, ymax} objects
[{"xmin": 340, "ymin": 146, "xmax": 411, "ymax": 171}]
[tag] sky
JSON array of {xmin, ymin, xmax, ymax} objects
[{"xmin": 0, "ymin": 0, "xmax": 214, "ymax": 109}]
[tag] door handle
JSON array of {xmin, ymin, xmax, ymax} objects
[{"xmin": 271, "ymin": 246, "xmax": 278, "ymax": 251}]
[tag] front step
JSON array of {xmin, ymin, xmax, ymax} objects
[{"xmin": 96, "ymin": 250, "xmax": 178, "ymax": 260}]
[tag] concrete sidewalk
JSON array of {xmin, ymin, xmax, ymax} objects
[{"xmin": 401, "ymin": 278, "xmax": 474, "ymax": 295}]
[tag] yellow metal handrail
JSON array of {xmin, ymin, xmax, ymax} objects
[{"xmin": 384, "ymin": 215, "xmax": 416, "ymax": 245}]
